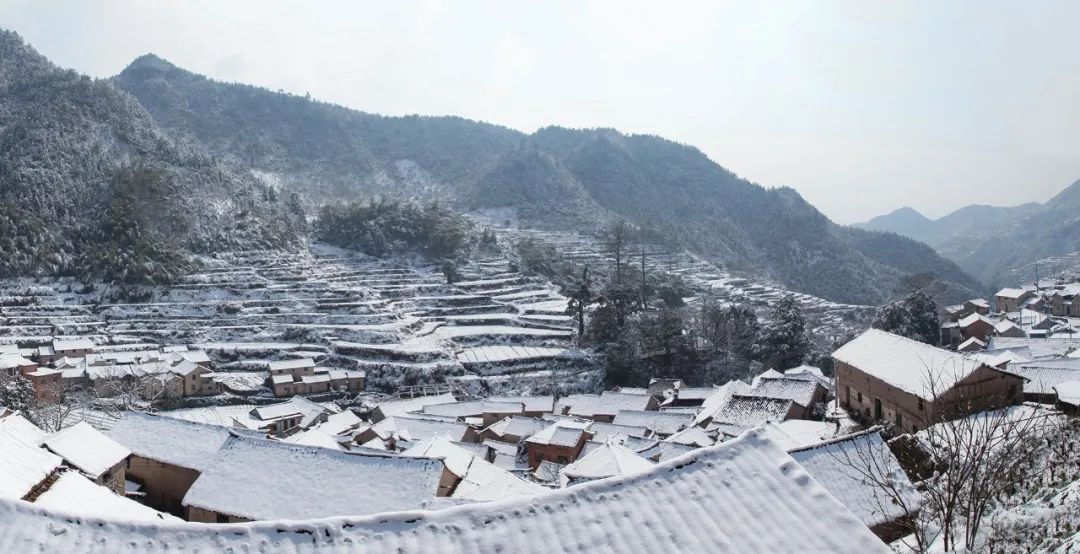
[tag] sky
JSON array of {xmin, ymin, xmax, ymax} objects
[{"xmin": 3, "ymin": 1, "xmax": 1079, "ymax": 223}]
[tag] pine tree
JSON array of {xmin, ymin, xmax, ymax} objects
[
  {"xmin": 0, "ymin": 375, "xmax": 35, "ymax": 415},
  {"xmin": 872, "ymin": 290, "xmax": 941, "ymax": 345},
  {"xmin": 755, "ymin": 295, "xmax": 810, "ymax": 369},
  {"xmin": 566, "ymin": 266, "xmax": 593, "ymax": 338}
]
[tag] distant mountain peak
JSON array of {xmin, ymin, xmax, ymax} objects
[
  {"xmin": 1048, "ymin": 178, "xmax": 1080, "ymax": 207},
  {"xmin": 121, "ymin": 53, "xmax": 180, "ymax": 76}
]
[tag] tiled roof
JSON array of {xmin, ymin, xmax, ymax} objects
[{"xmin": 0, "ymin": 429, "xmax": 890, "ymax": 553}]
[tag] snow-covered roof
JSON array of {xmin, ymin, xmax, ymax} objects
[
  {"xmin": 0, "ymin": 413, "xmax": 46, "ymax": 445},
  {"xmin": 750, "ymin": 377, "xmax": 822, "ymax": 407},
  {"xmin": 988, "ymin": 336, "xmax": 1080, "ymax": 358},
  {"xmin": 585, "ymin": 421, "xmax": 649, "ymax": 441},
  {"xmin": 52, "ymin": 338, "xmax": 93, "ymax": 352},
  {"xmin": 776, "ymin": 419, "xmax": 841, "ymax": 449},
  {"xmin": 484, "ymin": 416, "xmax": 549, "ymax": 441},
  {"xmin": 783, "ymin": 364, "xmax": 831, "ymax": 388},
  {"xmin": 43, "ymin": 422, "xmax": 129, "ymax": 480},
  {"xmin": 1007, "ymin": 364, "xmax": 1080, "ymax": 395},
  {"xmin": 994, "ymin": 319, "xmax": 1024, "ymax": 335},
  {"xmin": 995, "ymin": 288, "xmax": 1030, "ymax": 299},
  {"xmin": 789, "ymin": 429, "xmax": 921, "ymax": 528},
  {"xmin": 664, "ymin": 425, "xmax": 714, "ymax": 447},
  {"xmin": 833, "ymin": 329, "xmax": 990, "ymax": 400},
  {"xmin": 558, "ymin": 442, "xmax": 654, "ymax": 486},
  {"xmin": 0, "ymin": 428, "xmax": 890, "ymax": 553},
  {"xmin": 612, "ymin": 410, "xmax": 693, "ymax": 436},
  {"xmin": 709, "ymin": 396, "xmax": 794, "ymax": 436},
  {"xmin": 958, "ymin": 312, "xmax": 993, "ymax": 328},
  {"xmin": 419, "ymin": 401, "xmax": 481, "ymax": 418},
  {"xmin": 107, "ymin": 412, "xmax": 231, "ymax": 472},
  {"xmin": 252, "ymin": 396, "xmax": 330, "ymax": 427},
  {"xmin": 0, "ymin": 354, "xmax": 35, "ymax": 370},
  {"xmin": 267, "ymin": 358, "xmax": 315, "ymax": 371},
  {"xmin": 694, "ymin": 379, "xmax": 751, "ymax": 425},
  {"xmin": 525, "ymin": 422, "xmax": 588, "ymax": 447},
  {"xmin": 403, "ymin": 435, "xmax": 545, "ymax": 500},
  {"xmin": 486, "ymin": 395, "xmax": 554, "ymax": 413},
  {"xmin": 636, "ymin": 440, "xmax": 696, "ymax": 462},
  {"xmin": 0, "ymin": 417, "xmax": 62, "ymax": 499},
  {"xmin": 1054, "ymin": 381, "xmax": 1080, "ymax": 406},
  {"xmin": 371, "ymin": 415, "xmax": 470, "ymax": 443},
  {"xmin": 556, "ymin": 391, "xmax": 653, "ymax": 418},
  {"xmin": 284, "ymin": 429, "xmax": 345, "ymax": 451},
  {"xmin": 183, "ymin": 434, "xmax": 443, "ymax": 520},
  {"xmin": 34, "ymin": 472, "xmax": 180, "ymax": 523},
  {"xmin": 751, "ymin": 368, "xmax": 784, "ymax": 388},
  {"xmin": 372, "ymin": 393, "xmax": 458, "ymax": 420},
  {"xmin": 957, "ymin": 336, "xmax": 986, "ymax": 351}
]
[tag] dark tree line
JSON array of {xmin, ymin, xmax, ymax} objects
[{"xmin": 315, "ymin": 200, "xmax": 473, "ymax": 259}]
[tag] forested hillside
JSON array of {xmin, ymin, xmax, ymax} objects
[
  {"xmin": 0, "ymin": 31, "xmax": 303, "ymax": 283},
  {"xmin": 112, "ymin": 52, "xmax": 981, "ymax": 304}
]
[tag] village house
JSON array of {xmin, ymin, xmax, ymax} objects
[
  {"xmin": 106, "ymin": 412, "xmax": 232, "ymax": 516},
  {"xmin": 957, "ymin": 313, "xmax": 996, "ymax": 343},
  {"xmin": 480, "ymin": 415, "xmax": 550, "ymax": 444},
  {"xmin": 748, "ymin": 376, "xmax": 828, "ymax": 419},
  {"xmin": 833, "ymin": 329, "xmax": 1025, "ymax": 432},
  {"xmin": 182, "ymin": 434, "xmax": 445, "ymax": 523},
  {"xmin": 1048, "ymin": 284, "xmax": 1080, "ymax": 316},
  {"xmin": 956, "ymin": 336, "xmax": 986, "ymax": 352},
  {"xmin": 37, "ymin": 338, "xmax": 95, "ymax": 365},
  {"xmin": 994, "ymin": 288, "xmax": 1034, "ymax": 313},
  {"xmin": 524, "ymin": 421, "xmax": 592, "ymax": 469},
  {"xmin": 268, "ymin": 358, "xmax": 365, "ymax": 397},
  {"xmin": 42, "ymin": 422, "xmax": 130, "ymax": 494}
]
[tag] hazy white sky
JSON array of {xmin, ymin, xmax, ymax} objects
[{"xmin": 3, "ymin": 1, "xmax": 1079, "ymax": 223}]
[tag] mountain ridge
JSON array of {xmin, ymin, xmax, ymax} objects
[
  {"xmin": 855, "ymin": 181, "xmax": 1080, "ymax": 286},
  {"xmin": 0, "ymin": 30, "xmax": 303, "ymax": 283},
  {"xmin": 109, "ymin": 51, "xmax": 983, "ymax": 305}
]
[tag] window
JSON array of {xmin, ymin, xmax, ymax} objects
[
  {"xmin": 911, "ymin": 425, "xmax": 919, "ymax": 433},
  {"xmin": 917, "ymin": 399, "xmax": 924, "ymax": 411},
  {"xmin": 857, "ymin": 392, "xmax": 863, "ymax": 403},
  {"xmin": 894, "ymin": 412, "xmax": 902, "ymax": 427},
  {"xmin": 216, "ymin": 513, "xmax": 230, "ymax": 523}
]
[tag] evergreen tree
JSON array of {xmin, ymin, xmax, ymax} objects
[
  {"xmin": 566, "ymin": 266, "xmax": 593, "ymax": 338},
  {"xmin": 0, "ymin": 375, "xmax": 35, "ymax": 414},
  {"xmin": 872, "ymin": 290, "xmax": 941, "ymax": 345},
  {"xmin": 755, "ymin": 295, "xmax": 810, "ymax": 369}
]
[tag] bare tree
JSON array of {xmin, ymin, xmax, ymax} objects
[
  {"xmin": 603, "ymin": 221, "xmax": 628, "ymax": 284},
  {"xmin": 95, "ymin": 370, "xmax": 178, "ymax": 413},
  {"xmin": 823, "ymin": 427, "xmax": 929, "ymax": 552},
  {"xmin": 841, "ymin": 364, "xmax": 1053, "ymax": 552},
  {"xmin": 25, "ymin": 380, "xmax": 83, "ymax": 433}
]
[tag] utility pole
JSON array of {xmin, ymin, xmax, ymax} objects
[{"xmin": 640, "ymin": 249, "xmax": 647, "ymax": 310}]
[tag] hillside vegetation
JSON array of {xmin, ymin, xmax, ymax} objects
[{"xmin": 0, "ymin": 31, "xmax": 303, "ymax": 284}]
